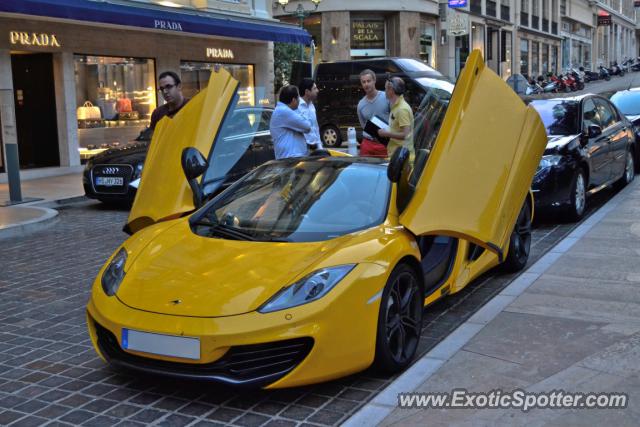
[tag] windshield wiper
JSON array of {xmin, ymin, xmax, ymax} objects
[{"xmin": 191, "ymin": 220, "xmax": 256, "ymax": 241}]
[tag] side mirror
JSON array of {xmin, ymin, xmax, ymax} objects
[
  {"xmin": 587, "ymin": 124, "xmax": 602, "ymax": 138},
  {"xmin": 387, "ymin": 147, "xmax": 410, "ymax": 183},
  {"xmin": 181, "ymin": 147, "xmax": 208, "ymax": 208}
]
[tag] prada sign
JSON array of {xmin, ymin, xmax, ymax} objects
[
  {"xmin": 10, "ymin": 31, "xmax": 61, "ymax": 47},
  {"xmin": 206, "ymin": 47, "xmax": 235, "ymax": 59}
]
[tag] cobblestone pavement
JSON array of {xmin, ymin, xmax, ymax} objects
[{"xmin": 0, "ymin": 187, "xmax": 619, "ymax": 427}]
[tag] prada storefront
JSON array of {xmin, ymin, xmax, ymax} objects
[{"xmin": 0, "ymin": 1, "xmax": 308, "ymax": 177}]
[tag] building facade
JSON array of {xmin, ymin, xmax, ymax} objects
[
  {"xmin": 0, "ymin": 0, "xmax": 307, "ymax": 178},
  {"xmin": 515, "ymin": 0, "xmax": 563, "ymax": 78},
  {"xmin": 273, "ymin": 0, "xmax": 440, "ymax": 69}
]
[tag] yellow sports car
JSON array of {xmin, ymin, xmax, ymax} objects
[{"xmin": 86, "ymin": 51, "xmax": 547, "ymax": 389}]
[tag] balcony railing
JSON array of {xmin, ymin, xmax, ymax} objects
[
  {"xmin": 520, "ymin": 12, "xmax": 528, "ymax": 26},
  {"xmin": 470, "ymin": 0, "xmax": 482, "ymax": 14},
  {"xmin": 532, "ymin": 15, "xmax": 539, "ymax": 28},
  {"xmin": 542, "ymin": 18, "xmax": 549, "ymax": 32},
  {"xmin": 501, "ymin": 5, "xmax": 510, "ymax": 21},
  {"xmin": 486, "ymin": 0, "xmax": 496, "ymax": 16}
]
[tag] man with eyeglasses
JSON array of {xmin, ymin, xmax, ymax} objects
[{"xmin": 150, "ymin": 71, "xmax": 189, "ymax": 130}]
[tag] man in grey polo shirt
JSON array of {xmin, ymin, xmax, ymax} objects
[{"xmin": 357, "ymin": 69, "xmax": 390, "ymax": 157}]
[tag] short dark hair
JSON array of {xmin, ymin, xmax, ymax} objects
[
  {"xmin": 158, "ymin": 71, "xmax": 181, "ymax": 85},
  {"xmin": 279, "ymin": 85, "xmax": 300, "ymax": 104},
  {"xmin": 299, "ymin": 78, "xmax": 316, "ymax": 95}
]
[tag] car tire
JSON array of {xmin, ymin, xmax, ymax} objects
[
  {"xmin": 374, "ymin": 263, "xmax": 423, "ymax": 374},
  {"xmin": 615, "ymin": 149, "xmax": 635, "ymax": 189},
  {"xmin": 503, "ymin": 199, "xmax": 532, "ymax": 273},
  {"xmin": 320, "ymin": 124, "xmax": 342, "ymax": 147},
  {"xmin": 565, "ymin": 168, "xmax": 587, "ymax": 222}
]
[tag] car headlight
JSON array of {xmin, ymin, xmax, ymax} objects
[
  {"xmin": 101, "ymin": 248, "xmax": 127, "ymax": 296},
  {"xmin": 133, "ymin": 162, "xmax": 144, "ymax": 179},
  {"xmin": 537, "ymin": 155, "xmax": 563, "ymax": 172},
  {"xmin": 258, "ymin": 265, "xmax": 356, "ymax": 313}
]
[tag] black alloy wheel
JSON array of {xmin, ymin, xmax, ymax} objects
[
  {"xmin": 374, "ymin": 264, "xmax": 423, "ymax": 373},
  {"xmin": 565, "ymin": 168, "xmax": 587, "ymax": 222},
  {"xmin": 503, "ymin": 200, "xmax": 532, "ymax": 272},
  {"xmin": 320, "ymin": 124, "xmax": 342, "ymax": 147}
]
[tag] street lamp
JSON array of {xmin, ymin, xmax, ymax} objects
[
  {"xmin": 276, "ymin": 0, "xmax": 320, "ymax": 61},
  {"xmin": 276, "ymin": 0, "xmax": 321, "ymax": 28}
]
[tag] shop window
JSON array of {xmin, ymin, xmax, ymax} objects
[
  {"xmin": 531, "ymin": 42, "xmax": 539, "ymax": 76},
  {"xmin": 502, "ymin": 31, "xmax": 513, "ymax": 78},
  {"xmin": 74, "ymin": 55, "xmax": 156, "ymax": 161},
  {"xmin": 180, "ymin": 62, "xmax": 255, "ymax": 106},
  {"xmin": 420, "ymin": 21, "xmax": 436, "ymax": 68},
  {"xmin": 520, "ymin": 39, "xmax": 529, "ymax": 76},
  {"xmin": 542, "ymin": 43, "xmax": 549, "ymax": 74}
]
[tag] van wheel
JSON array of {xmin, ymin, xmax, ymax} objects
[
  {"xmin": 374, "ymin": 264, "xmax": 423, "ymax": 374},
  {"xmin": 321, "ymin": 125, "xmax": 342, "ymax": 147},
  {"xmin": 503, "ymin": 200, "xmax": 532, "ymax": 272}
]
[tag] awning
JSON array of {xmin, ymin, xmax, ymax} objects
[{"xmin": 0, "ymin": 0, "xmax": 312, "ymax": 45}]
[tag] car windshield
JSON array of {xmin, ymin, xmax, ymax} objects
[
  {"xmin": 193, "ymin": 159, "xmax": 390, "ymax": 242},
  {"xmin": 610, "ymin": 91, "xmax": 640, "ymax": 115},
  {"xmin": 201, "ymin": 88, "xmax": 271, "ymax": 196},
  {"xmin": 396, "ymin": 58, "xmax": 439, "ymax": 74},
  {"xmin": 530, "ymin": 100, "xmax": 580, "ymax": 135}
]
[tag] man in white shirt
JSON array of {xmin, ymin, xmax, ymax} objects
[
  {"xmin": 297, "ymin": 78, "xmax": 323, "ymax": 151},
  {"xmin": 269, "ymin": 85, "xmax": 311, "ymax": 159}
]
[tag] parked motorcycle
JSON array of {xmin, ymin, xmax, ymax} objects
[
  {"xmin": 599, "ymin": 65, "xmax": 611, "ymax": 81},
  {"xmin": 580, "ymin": 66, "xmax": 600, "ymax": 82},
  {"xmin": 610, "ymin": 61, "xmax": 625, "ymax": 77},
  {"xmin": 550, "ymin": 74, "xmax": 569, "ymax": 92},
  {"xmin": 568, "ymin": 69, "xmax": 585, "ymax": 91}
]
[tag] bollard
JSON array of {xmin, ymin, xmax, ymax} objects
[{"xmin": 5, "ymin": 143, "xmax": 22, "ymax": 202}]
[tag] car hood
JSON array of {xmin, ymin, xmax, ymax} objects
[
  {"xmin": 625, "ymin": 114, "xmax": 640, "ymax": 124},
  {"xmin": 116, "ymin": 220, "xmax": 345, "ymax": 317},
  {"xmin": 545, "ymin": 134, "xmax": 579, "ymax": 151},
  {"xmin": 90, "ymin": 141, "xmax": 149, "ymax": 165}
]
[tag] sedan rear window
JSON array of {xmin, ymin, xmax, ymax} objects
[{"xmin": 530, "ymin": 100, "xmax": 580, "ymax": 136}]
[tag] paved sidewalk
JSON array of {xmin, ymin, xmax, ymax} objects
[
  {"xmin": 348, "ymin": 178, "xmax": 640, "ymax": 426},
  {"xmin": 0, "ymin": 173, "xmax": 84, "ymax": 238}
]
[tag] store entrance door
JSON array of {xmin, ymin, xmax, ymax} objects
[{"xmin": 11, "ymin": 52, "xmax": 60, "ymax": 169}]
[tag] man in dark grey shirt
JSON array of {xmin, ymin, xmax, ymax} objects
[{"xmin": 357, "ymin": 69, "xmax": 390, "ymax": 157}]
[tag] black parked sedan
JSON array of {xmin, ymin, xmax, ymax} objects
[
  {"xmin": 530, "ymin": 95, "xmax": 636, "ymax": 221},
  {"xmin": 609, "ymin": 88, "xmax": 640, "ymax": 172},
  {"xmin": 83, "ymin": 107, "xmax": 275, "ymax": 205}
]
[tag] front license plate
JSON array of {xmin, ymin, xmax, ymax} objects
[
  {"xmin": 121, "ymin": 329, "xmax": 200, "ymax": 360},
  {"xmin": 95, "ymin": 176, "xmax": 124, "ymax": 186}
]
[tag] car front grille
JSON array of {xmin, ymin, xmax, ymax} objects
[
  {"xmin": 94, "ymin": 321, "xmax": 313, "ymax": 388},
  {"xmin": 91, "ymin": 164, "xmax": 133, "ymax": 194}
]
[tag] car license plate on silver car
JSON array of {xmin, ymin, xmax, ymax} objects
[
  {"xmin": 121, "ymin": 329, "xmax": 200, "ymax": 360},
  {"xmin": 95, "ymin": 176, "xmax": 124, "ymax": 186}
]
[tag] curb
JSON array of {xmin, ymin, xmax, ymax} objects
[
  {"xmin": 343, "ymin": 180, "xmax": 635, "ymax": 427},
  {"xmin": 0, "ymin": 206, "xmax": 59, "ymax": 240}
]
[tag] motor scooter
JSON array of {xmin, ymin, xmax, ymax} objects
[
  {"xmin": 598, "ymin": 65, "xmax": 611, "ymax": 81},
  {"xmin": 580, "ymin": 66, "xmax": 599, "ymax": 82}
]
